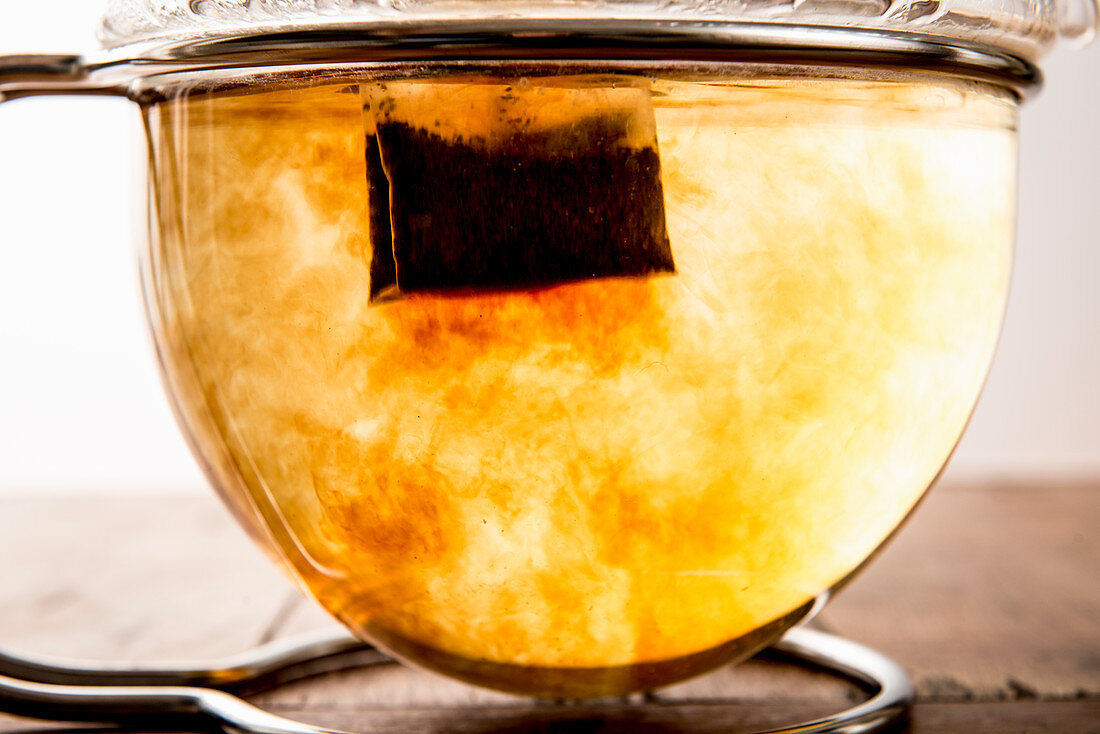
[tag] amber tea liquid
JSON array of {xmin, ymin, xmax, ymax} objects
[{"xmin": 141, "ymin": 67, "xmax": 1016, "ymax": 696}]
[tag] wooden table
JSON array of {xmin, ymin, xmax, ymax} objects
[{"xmin": 1, "ymin": 480, "xmax": 1097, "ymax": 733}]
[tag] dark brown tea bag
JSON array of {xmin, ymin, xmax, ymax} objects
[{"xmin": 361, "ymin": 80, "xmax": 674, "ymax": 302}]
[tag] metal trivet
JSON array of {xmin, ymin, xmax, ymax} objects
[{"xmin": 0, "ymin": 627, "xmax": 912, "ymax": 733}]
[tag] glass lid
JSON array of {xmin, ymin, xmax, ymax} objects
[{"xmin": 99, "ymin": 0, "xmax": 1097, "ymax": 61}]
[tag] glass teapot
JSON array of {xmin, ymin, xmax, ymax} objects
[{"xmin": 1, "ymin": 0, "xmax": 1095, "ymax": 702}]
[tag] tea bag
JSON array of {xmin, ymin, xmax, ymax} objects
[{"xmin": 361, "ymin": 79, "xmax": 674, "ymax": 302}]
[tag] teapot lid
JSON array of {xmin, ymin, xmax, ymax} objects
[{"xmin": 99, "ymin": 0, "xmax": 1096, "ymax": 62}]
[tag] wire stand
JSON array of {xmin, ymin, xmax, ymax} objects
[{"xmin": 0, "ymin": 627, "xmax": 912, "ymax": 733}]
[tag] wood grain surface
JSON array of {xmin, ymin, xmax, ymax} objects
[{"xmin": 1, "ymin": 479, "xmax": 1097, "ymax": 733}]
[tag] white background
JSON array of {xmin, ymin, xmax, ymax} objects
[{"xmin": 0, "ymin": 3, "xmax": 1097, "ymax": 495}]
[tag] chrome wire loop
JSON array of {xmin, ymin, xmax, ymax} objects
[{"xmin": 0, "ymin": 627, "xmax": 912, "ymax": 734}]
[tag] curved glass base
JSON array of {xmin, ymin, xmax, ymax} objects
[
  {"xmin": 0, "ymin": 627, "xmax": 912, "ymax": 733},
  {"xmin": 358, "ymin": 599, "xmax": 817, "ymax": 699}
]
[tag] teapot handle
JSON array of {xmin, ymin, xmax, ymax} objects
[{"xmin": 0, "ymin": 54, "xmax": 126, "ymax": 103}]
